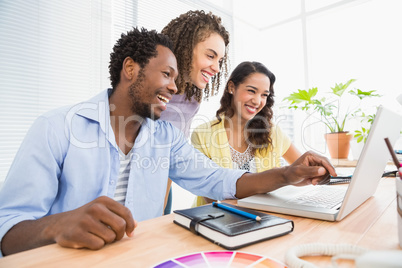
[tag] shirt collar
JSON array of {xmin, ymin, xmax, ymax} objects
[
  {"xmin": 75, "ymin": 89, "xmax": 110, "ymax": 134},
  {"xmin": 75, "ymin": 89, "xmax": 158, "ymax": 135}
]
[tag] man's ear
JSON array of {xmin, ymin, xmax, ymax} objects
[{"xmin": 122, "ymin": 57, "xmax": 140, "ymax": 81}]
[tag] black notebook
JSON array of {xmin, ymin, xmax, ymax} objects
[{"xmin": 173, "ymin": 203, "xmax": 294, "ymax": 250}]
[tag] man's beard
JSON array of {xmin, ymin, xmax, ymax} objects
[{"xmin": 128, "ymin": 70, "xmax": 159, "ymax": 120}]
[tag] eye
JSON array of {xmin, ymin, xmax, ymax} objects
[
  {"xmin": 207, "ymin": 54, "xmax": 214, "ymax": 59},
  {"xmin": 248, "ymin": 89, "xmax": 256, "ymax": 94},
  {"xmin": 162, "ymin": 71, "xmax": 170, "ymax": 77},
  {"xmin": 262, "ymin": 93, "xmax": 269, "ymax": 98}
]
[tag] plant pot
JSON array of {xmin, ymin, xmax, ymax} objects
[{"xmin": 324, "ymin": 132, "xmax": 352, "ymax": 159}]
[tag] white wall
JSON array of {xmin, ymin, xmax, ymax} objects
[{"xmin": 232, "ymin": 0, "xmax": 402, "ymax": 156}]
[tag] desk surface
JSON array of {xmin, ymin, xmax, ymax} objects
[{"xmin": 0, "ymin": 177, "xmax": 400, "ymax": 267}]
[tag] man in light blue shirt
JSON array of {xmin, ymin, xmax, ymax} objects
[{"xmin": 0, "ymin": 27, "xmax": 335, "ymax": 256}]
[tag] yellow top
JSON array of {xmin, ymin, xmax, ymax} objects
[{"xmin": 191, "ymin": 115, "xmax": 291, "ymax": 207}]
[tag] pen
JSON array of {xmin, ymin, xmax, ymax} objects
[
  {"xmin": 384, "ymin": 137, "xmax": 402, "ymax": 177},
  {"xmin": 212, "ymin": 202, "xmax": 261, "ymax": 221}
]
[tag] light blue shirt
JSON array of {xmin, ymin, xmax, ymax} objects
[{"xmin": 0, "ymin": 90, "xmax": 245, "ymax": 256}]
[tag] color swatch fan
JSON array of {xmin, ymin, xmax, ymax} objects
[{"xmin": 153, "ymin": 251, "xmax": 287, "ymax": 267}]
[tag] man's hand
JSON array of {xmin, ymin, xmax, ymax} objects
[
  {"xmin": 1, "ymin": 196, "xmax": 137, "ymax": 255},
  {"xmin": 235, "ymin": 151, "xmax": 337, "ymax": 199},
  {"xmin": 49, "ymin": 196, "xmax": 137, "ymax": 249},
  {"xmin": 284, "ymin": 151, "xmax": 337, "ymax": 186}
]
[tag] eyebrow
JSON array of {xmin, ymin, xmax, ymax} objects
[
  {"xmin": 168, "ymin": 65, "xmax": 178, "ymax": 79},
  {"xmin": 168, "ymin": 65, "xmax": 177, "ymax": 72},
  {"xmin": 246, "ymin": 85, "xmax": 269, "ymax": 93},
  {"xmin": 246, "ymin": 85, "xmax": 258, "ymax": 90},
  {"xmin": 206, "ymin": 48, "xmax": 218, "ymax": 57}
]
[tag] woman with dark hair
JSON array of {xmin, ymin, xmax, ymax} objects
[
  {"xmin": 191, "ymin": 61, "xmax": 301, "ymax": 206},
  {"xmin": 161, "ymin": 10, "xmax": 229, "ymax": 108},
  {"xmin": 160, "ymin": 10, "xmax": 230, "ymax": 214}
]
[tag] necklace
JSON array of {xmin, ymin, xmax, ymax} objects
[{"xmin": 229, "ymin": 144, "xmax": 254, "ymax": 171}]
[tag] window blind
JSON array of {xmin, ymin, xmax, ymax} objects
[
  {"xmin": 0, "ymin": 0, "xmax": 112, "ymax": 185},
  {"xmin": 0, "ymin": 1, "xmax": 89, "ymax": 184}
]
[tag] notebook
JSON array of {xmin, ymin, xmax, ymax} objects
[
  {"xmin": 238, "ymin": 105, "xmax": 402, "ymax": 221},
  {"xmin": 173, "ymin": 203, "xmax": 293, "ymax": 250}
]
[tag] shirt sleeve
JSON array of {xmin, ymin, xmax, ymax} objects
[
  {"xmin": 272, "ymin": 124, "xmax": 291, "ymax": 156},
  {"xmin": 169, "ymin": 126, "xmax": 245, "ymax": 201},
  {"xmin": 0, "ymin": 116, "xmax": 64, "ymax": 257},
  {"xmin": 190, "ymin": 123, "xmax": 211, "ymax": 157}
]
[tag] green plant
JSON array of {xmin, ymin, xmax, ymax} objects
[
  {"xmin": 283, "ymin": 79, "xmax": 381, "ymax": 133},
  {"xmin": 352, "ymin": 110, "xmax": 376, "ymax": 143}
]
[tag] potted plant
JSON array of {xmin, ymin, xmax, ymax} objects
[{"xmin": 283, "ymin": 79, "xmax": 381, "ymax": 159}]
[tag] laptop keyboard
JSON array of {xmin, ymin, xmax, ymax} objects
[{"xmin": 285, "ymin": 186, "xmax": 346, "ymax": 209}]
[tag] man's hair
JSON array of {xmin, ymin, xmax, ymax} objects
[
  {"xmin": 162, "ymin": 10, "xmax": 230, "ymax": 103},
  {"xmin": 215, "ymin": 61, "xmax": 276, "ymax": 155},
  {"xmin": 109, "ymin": 27, "xmax": 173, "ymax": 91}
]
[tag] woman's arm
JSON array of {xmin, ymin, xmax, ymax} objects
[{"xmin": 282, "ymin": 143, "xmax": 302, "ymax": 164}]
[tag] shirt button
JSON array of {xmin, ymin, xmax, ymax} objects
[{"xmin": 110, "ymin": 180, "xmax": 115, "ymax": 185}]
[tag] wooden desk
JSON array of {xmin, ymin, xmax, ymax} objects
[
  {"xmin": 330, "ymin": 158, "xmax": 358, "ymax": 167},
  {"xmin": 330, "ymin": 158, "xmax": 396, "ymax": 168},
  {"xmin": 0, "ymin": 178, "xmax": 400, "ymax": 267}
]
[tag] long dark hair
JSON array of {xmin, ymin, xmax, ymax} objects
[
  {"xmin": 215, "ymin": 61, "xmax": 276, "ymax": 154},
  {"xmin": 162, "ymin": 10, "xmax": 230, "ymax": 102}
]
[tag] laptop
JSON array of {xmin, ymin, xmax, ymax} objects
[{"xmin": 238, "ymin": 105, "xmax": 402, "ymax": 221}]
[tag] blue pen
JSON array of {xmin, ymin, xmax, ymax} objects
[{"xmin": 212, "ymin": 202, "xmax": 261, "ymax": 221}]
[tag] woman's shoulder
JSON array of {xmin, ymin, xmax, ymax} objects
[
  {"xmin": 193, "ymin": 117, "xmax": 221, "ymax": 132},
  {"xmin": 270, "ymin": 123, "xmax": 288, "ymax": 139}
]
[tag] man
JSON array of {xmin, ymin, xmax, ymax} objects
[{"xmin": 0, "ymin": 27, "xmax": 336, "ymax": 256}]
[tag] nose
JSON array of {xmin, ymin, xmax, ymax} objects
[
  {"xmin": 211, "ymin": 59, "xmax": 220, "ymax": 74},
  {"xmin": 168, "ymin": 78, "xmax": 178, "ymax": 94},
  {"xmin": 252, "ymin": 94, "xmax": 261, "ymax": 106}
]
